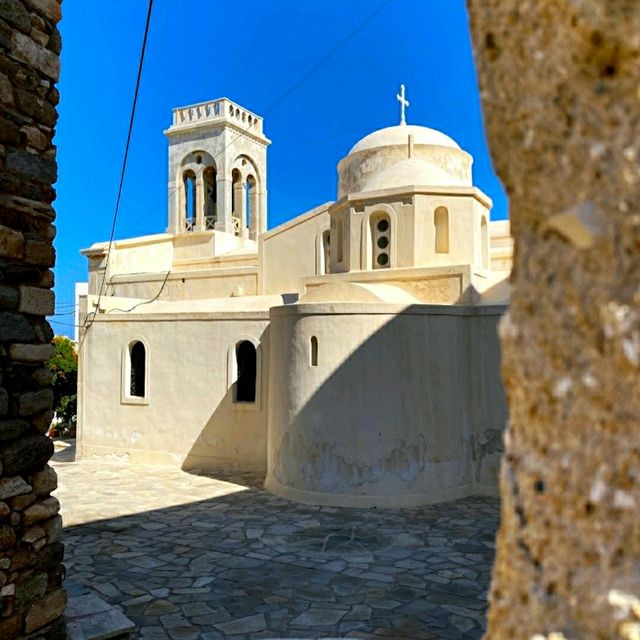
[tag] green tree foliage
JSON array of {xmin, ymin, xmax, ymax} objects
[{"xmin": 49, "ymin": 336, "xmax": 78, "ymax": 436}]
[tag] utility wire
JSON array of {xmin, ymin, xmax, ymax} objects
[
  {"xmin": 86, "ymin": 0, "xmax": 154, "ymax": 333},
  {"xmin": 80, "ymin": 0, "xmax": 393, "ymax": 338}
]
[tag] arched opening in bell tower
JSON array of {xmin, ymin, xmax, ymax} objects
[
  {"xmin": 203, "ymin": 166, "xmax": 217, "ymax": 229},
  {"xmin": 183, "ymin": 170, "xmax": 196, "ymax": 231}
]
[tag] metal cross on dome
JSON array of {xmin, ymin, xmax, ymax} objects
[{"xmin": 396, "ymin": 84, "xmax": 409, "ymax": 125}]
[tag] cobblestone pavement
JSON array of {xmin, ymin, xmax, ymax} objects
[{"xmin": 53, "ymin": 446, "xmax": 498, "ymax": 640}]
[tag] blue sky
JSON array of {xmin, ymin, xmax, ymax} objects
[{"xmin": 52, "ymin": 0, "xmax": 507, "ymax": 336}]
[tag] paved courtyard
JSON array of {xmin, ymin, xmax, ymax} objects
[{"xmin": 52, "ymin": 443, "xmax": 498, "ymax": 640}]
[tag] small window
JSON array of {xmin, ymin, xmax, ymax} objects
[
  {"xmin": 129, "ymin": 341, "xmax": 146, "ymax": 398},
  {"xmin": 434, "ymin": 207, "xmax": 449, "ymax": 253},
  {"xmin": 371, "ymin": 212, "xmax": 391, "ymax": 270},
  {"xmin": 236, "ymin": 341, "xmax": 257, "ymax": 403},
  {"xmin": 310, "ymin": 336, "xmax": 318, "ymax": 366}
]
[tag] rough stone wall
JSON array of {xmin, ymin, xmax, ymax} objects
[
  {"xmin": 467, "ymin": 2, "xmax": 640, "ymax": 639},
  {"xmin": 0, "ymin": 1, "xmax": 65, "ymax": 638}
]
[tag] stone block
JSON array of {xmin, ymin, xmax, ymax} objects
[
  {"xmin": 34, "ymin": 540, "xmax": 63, "ymax": 569},
  {"xmin": 2, "ymin": 434, "xmax": 53, "ymax": 475},
  {"xmin": 15, "ymin": 571, "xmax": 47, "ymax": 608},
  {"xmin": 66, "ymin": 608, "xmax": 135, "ymax": 640},
  {"xmin": 14, "ymin": 87, "xmax": 57, "ymax": 127},
  {"xmin": 24, "ymin": 588, "xmax": 66, "ymax": 633},
  {"xmin": 0, "ymin": 475, "xmax": 32, "ymax": 500},
  {"xmin": 0, "ymin": 388, "xmax": 7, "ymax": 416},
  {"xmin": 25, "ymin": 240, "xmax": 55, "ymax": 266},
  {"xmin": 11, "ymin": 491, "xmax": 36, "ymax": 510},
  {"xmin": 31, "ymin": 408, "xmax": 53, "ymax": 434},
  {"xmin": 25, "ymin": 0, "xmax": 62, "ymax": 24},
  {"xmin": 18, "ymin": 388, "xmax": 53, "ymax": 416},
  {"xmin": 22, "ymin": 525, "xmax": 45, "ymax": 544},
  {"xmin": 32, "ymin": 366, "xmax": 54, "ymax": 387},
  {"xmin": 0, "ymin": 0, "xmax": 31, "ymax": 32},
  {"xmin": 18, "ymin": 285, "xmax": 54, "ymax": 315},
  {"xmin": 0, "ymin": 284, "xmax": 19, "ymax": 309},
  {"xmin": 10, "ymin": 546, "xmax": 34, "ymax": 571},
  {"xmin": 0, "ymin": 501, "xmax": 9, "ymax": 517},
  {"xmin": 9, "ymin": 30, "xmax": 60, "ymax": 80},
  {"xmin": 0, "ymin": 311, "xmax": 37, "ymax": 341},
  {"xmin": 41, "ymin": 513, "xmax": 61, "ymax": 542},
  {"xmin": 0, "ymin": 523, "xmax": 16, "ymax": 549},
  {"xmin": 31, "ymin": 464, "xmax": 57, "ymax": 495},
  {"xmin": 9, "ymin": 342, "xmax": 54, "ymax": 362},
  {"xmin": 22, "ymin": 496, "xmax": 59, "ymax": 526},
  {"xmin": 0, "ymin": 614, "xmax": 20, "ymax": 640},
  {"xmin": 0, "ymin": 418, "xmax": 31, "ymax": 441},
  {"xmin": 0, "ymin": 71, "xmax": 13, "ymax": 104},
  {"xmin": 20, "ymin": 124, "xmax": 48, "ymax": 150},
  {"xmin": 0, "ymin": 224, "xmax": 24, "ymax": 259},
  {"xmin": 5, "ymin": 147, "xmax": 57, "ymax": 184}
]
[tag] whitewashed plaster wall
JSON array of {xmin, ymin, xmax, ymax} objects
[
  {"xmin": 265, "ymin": 302, "xmax": 507, "ymax": 507},
  {"xmin": 78, "ymin": 313, "xmax": 270, "ymax": 473}
]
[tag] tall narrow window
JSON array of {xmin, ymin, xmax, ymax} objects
[
  {"xmin": 183, "ymin": 171, "xmax": 196, "ymax": 231},
  {"xmin": 236, "ymin": 341, "xmax": 257, "ymax": 402},
  {"xmin": 322, "ymin": 230, "xmax": 331, "ymax": 274},
  {"xmin": 232, "ymin": 169, "xmax": 243, "ymax": 235},
  {"xmin": 371, "ymin": 213, "xmax": 391, "ymax": 269},
  {"xmin": 434, "ymin": 207, "xmax": 449, "ymax": 253},
  {"xmin": 129, "ymin": 341, "xmax": 146, "ymax": 398},
  {"xmin": 481, "ymin": 216, "xmax": 489, "ymax": 269},
  {"xmin": 203, "ymin": 167, "xmax": 217, "ymax": 229},
  {"xmin": 310, "ymin": 336, "xmax": 318, "ymax": 366}
]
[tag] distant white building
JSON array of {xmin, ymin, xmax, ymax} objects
[{"xmin": 77, "ymin": 91, "xmax": 512, "ymax": 507}]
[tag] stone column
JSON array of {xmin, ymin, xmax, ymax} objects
[
  {"xmin": 467, "ymin": 2, "xmax": 640, "ymax": 638},
  {"xmin": 216, "ymin": 177, "xmax": 232, "ymax": 233},
  {"xmin": 0, "ymin": 1, "xmax": 66, "ymax": 638},
  {"xmin": 194, "ymin": 176, "xmax": 204, "ymax": 231}
]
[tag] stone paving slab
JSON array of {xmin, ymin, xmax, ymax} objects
[{"xmin": 53, "ymin": 450, "xmax": 498, "ymax": 640}]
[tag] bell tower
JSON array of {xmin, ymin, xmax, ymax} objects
[{"xmin": 165, "ymin": 98, "xmax": 271, "ymax": 239}]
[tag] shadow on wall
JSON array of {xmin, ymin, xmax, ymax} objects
[
  {"xmin": 181, "ymin": 302, "xmax": 507, "ymax": 505},
  {"xmin": 180, "ymin": 326, "xmax": 270, "ymax": 484}
]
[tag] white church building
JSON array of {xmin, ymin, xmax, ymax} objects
[{"xmin": 77, "ymin": 91, "xmax": 512, "ymax": 507}]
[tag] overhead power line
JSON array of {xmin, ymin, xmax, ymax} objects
[{"xmin": 86, "ymin": 0, "xmax": 154, "ymax": 333}]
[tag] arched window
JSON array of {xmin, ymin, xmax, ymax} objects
[
  {"xmin": 481, "ymin": 216, "xmax": 489, "ymax": 269},
  {"xmin": 336, "ymin": 217, "xmax": 344, "ymax": 263},
  {"xmin": 434, "ymin": 207, "xmax": 449, "ymax": 253},
  {"xmin": 246, "ymin": 174, "xmax": 257, "ymax": 238},
  {"xmin": 231, "ymin": 169, "xmax": 243, "ymax": 235},
  {"xmin": 183, "ymin": 170, "xmax": 196, "ymax": 231},
  {"xmin": 203, "ymin": 167, "xmax": 217, "ymax": 229},
  {"xmin": 236, "ymin": 341, "xmax": 257, "ymax": 402},
  {"xmin": 371, "ymin": 213, "xmax": 391, "ymax": 269},
  {"xmin": 129, "ymin": 341, "xmax": 146, "ymax": 398},
  {"xmin": 310, "ymin": 336, "xmax": 318, "ymax": 367},
  {"xmin": 322, "ymin": 230, "xmax": 331, "ymax": 274}
]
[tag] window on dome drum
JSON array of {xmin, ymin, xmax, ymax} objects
[
  {"xmin": 236, "ymin": 341, "xmax": 257, "ymax": 402},
  {"xmin": 183, "ymin": 170, "xmax": 196, "ymax": 231},
  {"xmin": 371, "ymin": 213, "xmax": 391, "ymax": 269},
  {"xmin": 481, "ymin": 216, "xmax": 489, "ymax": 269},
  {"xmin": 310, "ymin": 336, "xmax": 318, "ymax": 366},
  {"xmin": 129, "ymin": 341, "xmax": 146, "ymax": 398},
  {"xmin": 435, "ymin": 207, "xmax": 449, "ymax": 253},
  {"xmin": 203, "ymin": 167, "xmax": 217, "ymax": 229},
  {"xmin": 322, "ymin": 230, "xmax": 331, "ymax": 274}
]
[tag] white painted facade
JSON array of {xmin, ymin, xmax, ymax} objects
[{"xmin": 77, "ymin": 95, "xmax": 512, "ymax": 507}]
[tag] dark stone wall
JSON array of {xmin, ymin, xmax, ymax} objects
[{"xmin": 0, "ymin": 0, "xmax": 65, "ymax": 638}]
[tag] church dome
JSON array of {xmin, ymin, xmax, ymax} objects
[
  {"xmin": 362, "ymin": 158, "xmax": 465, "ymax": 192},
  {"xmin": 349, "ymin": 124, "xmax": 460, "ymax": 155}
]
